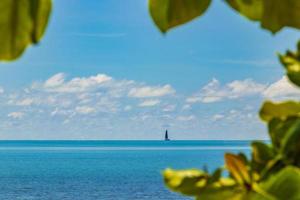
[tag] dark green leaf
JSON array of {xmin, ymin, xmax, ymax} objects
[
  {"xmin": 251, "ymin": 141, "xmax": 274, "ymax": 173},
  {"xmin": 149, "ymin": 0, "xmax": 211, "ymax": 33},
  {"xmin": 268, "ymin": 117, "xmax": 297, "ymax": 150},
  {"xmin": 280, "ymin": 118, "xmax": 300, "ymax": 165},
  {"xmin": 0, "ymin": 0, "xmax": 52, "ymax": 61},
  {"xmin": 208, "ymin": 168, "xmax": 222, "ymax": 184},
  {"xmin": 225, "ymin": 0, "xmax": 300, "ymax": 34}
]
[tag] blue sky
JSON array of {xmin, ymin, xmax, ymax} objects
[{"xmin": 0, "ymin": 0, "xmax": 299, "ymax": 140}]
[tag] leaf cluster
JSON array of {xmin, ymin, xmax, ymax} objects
[{"xmin": 148, "ymin": 1, "xmax": 300, "ymax": 199}]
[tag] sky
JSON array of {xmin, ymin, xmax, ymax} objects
[{"xmin": 0, "ymin": 0, "xmax": 299, "ymax": 140}]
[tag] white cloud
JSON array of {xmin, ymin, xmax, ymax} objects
[
  {"xmin": 227, "ymin": 79, "xmax": 266, "ymax": 97},
  {"xmin": 263, "ymin": 76, "xmax": 300, "ymax": 100},
  {"xmin": 13, "ymin": 73, "xmax": 177, "ymax": 117},
  {"xmin": 16, "ymin": 98, "xmax": 34, "ymax": 106},
  {"xmin": 138, "ymin": 99, "xmax": 160, "ymax": 107},
  {"xmin": 8, "ymin": 112, "xmax": 24, "ymax": 119},
  {"xmin": 212, "ymin": 114, "xmax": 224, "ymax": 121},
  {"xmin": 75, "ymin": 106, "xmax": 96, "ymax": 114},
  {"xmin": 0, "ymin": 87, "xmax": 4, "ymax": 94},
  {"xmin": 177, "ymin": 115, "xmax": 196, "ymax": 121},
  {"xmin": 44, "ymin": 73, "xmax": 65, "ymax": 87},
  {"xmin": 163, "ymin": 104, "xmax": 176, "ymax": 112},
  {"xmin": 40, "ymin": 73, "xmax": 113, "ymax": 93},
  {"xmin": 128, "ymin": 84, "xmax": 175, "ymax": 98},
  {"xmin": 187, "ymin": 78, "xmax": 266, "ymax": 103},
  {"xmin": 50, "ymin": 108, "xmax": 74, "ymax": 117}
]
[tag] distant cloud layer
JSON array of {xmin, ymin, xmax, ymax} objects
[
  {"xmin": 0, "ymin": 73, "xmax": 298, "ymax": 140},
  {"xmin": 186, "ymin": 76, "xmax": 300, "ymax": 104},
  {"xmin": 139, "ymin": 99, "xmax": 160, "ymax": 107},
  {"xmin": 8, "ymin": 112, "xmax": 24, "ymax": 119},
  {"xmin": 39, "ymin": 73, "xmax": 113, "ymax": 93},
  {"xmin": 186, "ymin": 78, "xmax": 266, "ymax": 103},
  {"xmin": 263, "ymin": 76, "xmax": 300, "ymax": 100},
  {"xmin": 128, "ymin": 85, "xmax": 175, "ymax": 98}
]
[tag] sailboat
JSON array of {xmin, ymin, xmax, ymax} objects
[{"xmin": 165, "ymin": 130, "xmax": 170, "ymax": 141}]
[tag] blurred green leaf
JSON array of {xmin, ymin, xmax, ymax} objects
[
  {"xmin": 280, "ymin": 118, "xmax": 300, "ymax": 165},
  {"xmin": 163, "ymin": 168, "xmax": 208, "ymax": 196},
  {"xmin": 208, "ymin": 168, "xmax": 222, "ymax": 184},
  {"xmin": 195, "ymin": 186, "xmax": 249, "ymax": 200},
  {"xmin": 225, "ymin": 0, "xmax": 300, "ymax": 34},
  {"xmin": 251, "ymin": 141, "xmax": 274, "ymax": 173},
  {"xmin": 258, "ymin": 167, "xmax": 300, "ymax": 200},
  {"xmin": 268, "ymin": 117, "xmax": 297, "ymax": 150},
  {"xmin": 225, "ymin": 153, "xmax": 251, "ymax": 185},
  {"xmin": 259, "ymin": 101, "xmax": 300, "ymax": 122},
  {"xmin": 225, "ymin": 0, "xmax": 263, "ymax": 21},
  {"xmin": 279, "ymin": 41, "xmax": 300, "ymax": 87},
  {"xmin": 0, "ymin": 0, "xmax": 52, "ymax": 61},
  {"xmin": 149, "ymin": 0, "xmax": 211, "ymax": 33},
  {"xmin": 252, "ymin": 141, "xmax": 274, "ymax": 164}
]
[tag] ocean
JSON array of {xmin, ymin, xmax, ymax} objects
[{"xmin": 0, "ymin": 140, "xmax": 251, "ymax": 200}]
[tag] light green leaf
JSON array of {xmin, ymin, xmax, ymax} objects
[
  {"xmin": 0, "ymin": 0, "xmax": 52, "ymax": 61},
  {"xmin": 259, "ymin": 101, "xmax": 300, "ymax": 122},
  {"xmin": 163, "ymin": 168, "xmax": 208, "ymax": 196},
  {"xmin": 258, "ymin": 167, "xmax": 300, "ymax": 200},
  {"xmin": 149, "ymin": 0, "xmax": 211, "ymax": 33},
  {"xmin": 279, "ymin": 41, "xmax": 300, "ymax": 87},
  {"xmin": 163, "ymin": 168, "xmax": 242, "ymax": 199},
  {"xmin": 225, "ymin": 0, "xmax": 300, "ymax": 34}
]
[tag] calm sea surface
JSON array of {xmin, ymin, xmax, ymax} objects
[{"xmin": 0, "ymin": 140, "xmax": 252, "ymax": 200}]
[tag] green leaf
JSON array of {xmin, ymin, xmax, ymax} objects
[
  {"xmin": 279, "ymin": 41, "xmax": 300, "ymax": 87},
  {"xmin": 195, "ymin": 186, "xmax": 249, "ymax": 200},
  {"xmin": 280, "ymin": 118, "xmax": 300, "ymax": 165},
  {"xmin": 252, "ymin": 141, "xmax": 274, "ymax": 164},
  {"xmin": 163, "ymin": 168, "xmax": 208, "ymax": 196},
  {"xmin": 258, "ymin": 167, "xmax": 300, "ymax": 200},
  {"xmin": 0, "ymin": 0, "xmax": 52, "ymax": 61},
  {"xmin": 208, "ymin": 168, "xmax": 222, "ymax": 184},
  {"xmin": 259, "ymin": 101, "xmax": 300, "ymax": 122},
  {"xmin": 251, "ymin": 141, "xmax": 274, "ymax": 173},
  {"xmin": 267, "ymin": 116, "xmax": 300, "ymax": 166},
  {"xmin": 149, "ymin": 0, "xmax": 211, "ymax": 33},
  {"xmin": 225, "ymin": 153, "xmax": 251, "ymax": 185},
  {"xmin": 268, "ymin": 117, "xmax": 297, "ymax": 150},
  {"xmin": 225, "ymin": 0, "xmax": 264, "ymax": 21},
  {"xmin": 225, "ymin": 0, "xmax": 300, "ymax": 34}
]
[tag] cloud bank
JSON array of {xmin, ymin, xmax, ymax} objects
[{"xmin": 1, "ymin": 73, "xmax": 297, "ymax": 140}]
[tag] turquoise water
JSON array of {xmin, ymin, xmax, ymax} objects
[{"xmin": 0, "ymin": 140, "xmax": 251, "ymax": 200}]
